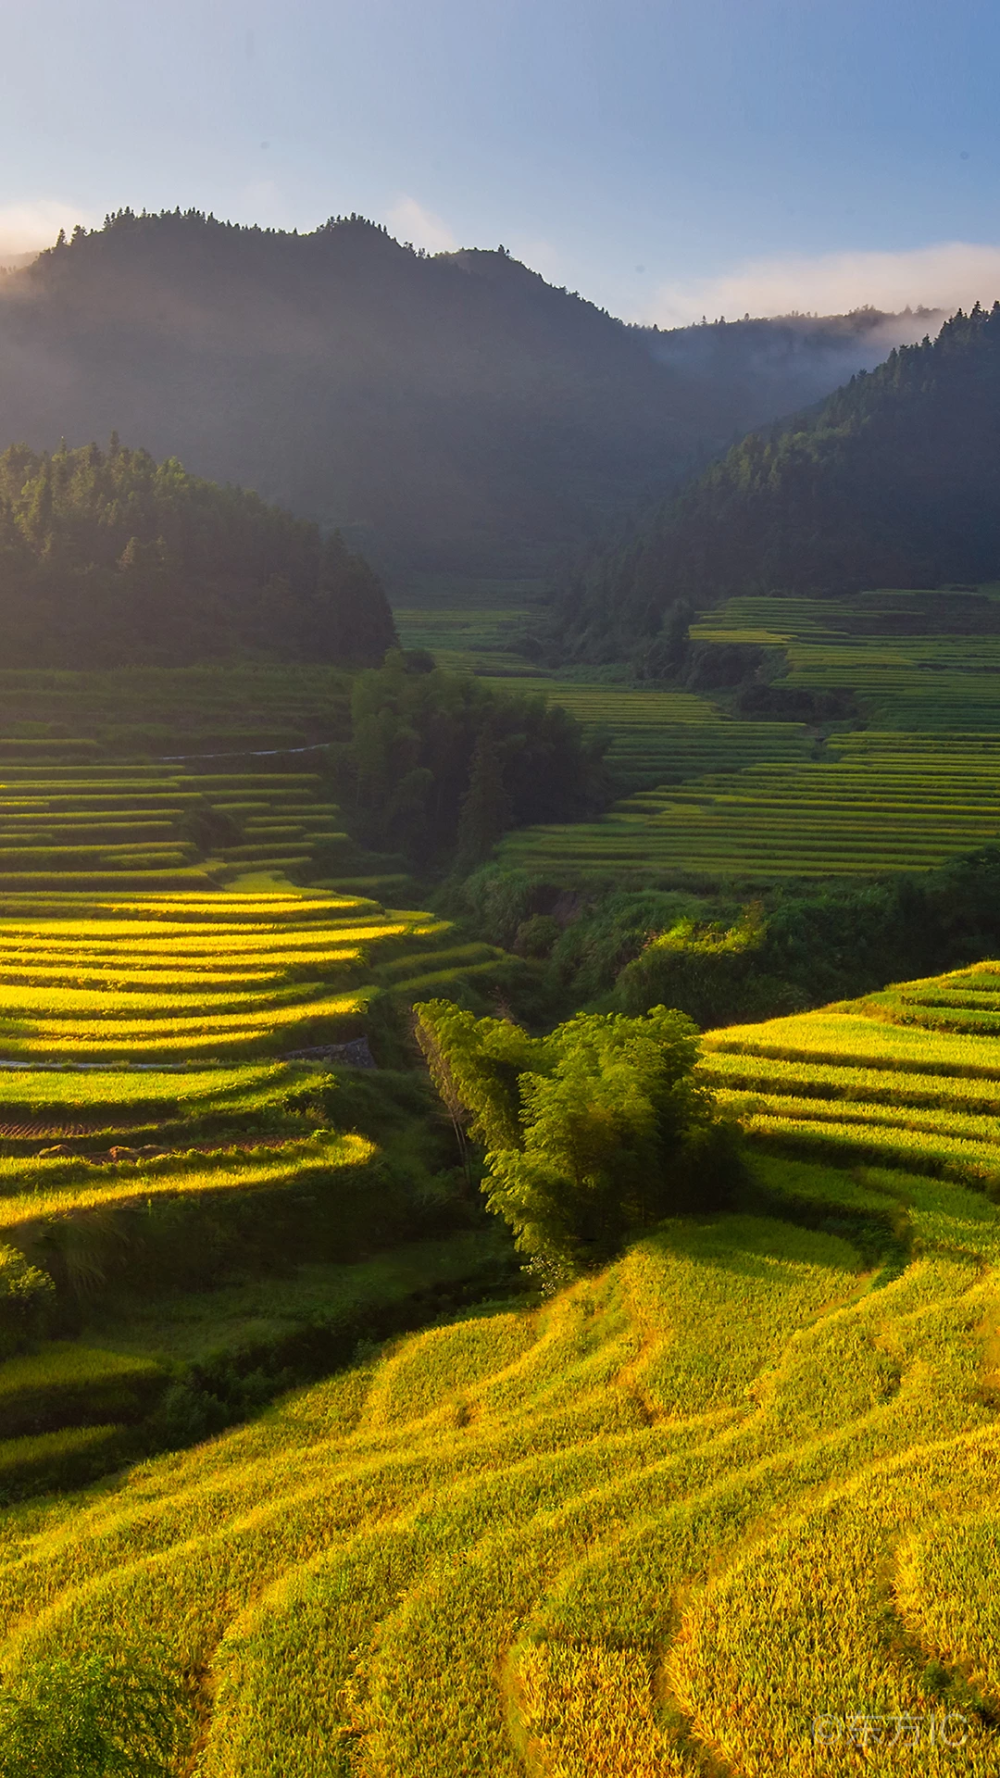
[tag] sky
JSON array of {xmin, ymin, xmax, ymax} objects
[{"xmin": 2, "ymin": 0, "xmax": 1000, "ymax": 325}]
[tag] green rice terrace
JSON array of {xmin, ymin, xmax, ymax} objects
[
  {"xmin": 5, "ymin": 959, "xmax": 1000, "ymax": 1772},
  {"xmin": 0, "ymin": 860, "xmax": 525, "ymax": 1510},
  {"xmin": 397, "ymin": 581, "xmax": 1000, "ymax": 886}
]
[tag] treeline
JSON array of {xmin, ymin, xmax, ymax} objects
[
  {"xmin": 553, "ymin": 302, "xmax": 1000, "ymax": 660},
  {"xmin": 332, "ymin": 651, "xmax": 609, "ymax": 870},
  {"xmin": 0, "ymin": 440, "xmax": 397, "ymax": 666}
]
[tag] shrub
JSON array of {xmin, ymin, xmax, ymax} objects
[
  {"xmin": 514, "ymin": 913, "xmax": 561, "ymax": 958},
  {"xmin": 0, "ymin": 1649, "xmax": 191, "ymax": 1777},
  {"xmin": 615, "ymin": 907, "xmax": 806, "ymax": 1028},
  {"xmin": 0, "ymin": 1245, "xmax": 55, "ymax": 1359}
]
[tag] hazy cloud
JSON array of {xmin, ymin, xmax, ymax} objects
[
  {"xmin": 386, "ymin": 196, "xmax": 457, "ymax": 254},
  {"xmin": 0, "ymin": 199, "xmax": 93, "ymax": 263},
  {"xmin": 655, "ymin": 241, "xmax": 1000, "ymax": 326}
]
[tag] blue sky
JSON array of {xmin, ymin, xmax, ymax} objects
[{"xmin": 2, "ymin": 0, "xmax": 999, "ymax": 323}]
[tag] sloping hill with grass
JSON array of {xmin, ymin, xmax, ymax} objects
[{"xmin": 5, "ymin": 963, "xmax": 1000, "ymax": 1772}]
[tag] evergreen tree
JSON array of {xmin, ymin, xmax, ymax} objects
[
  {"xmin": 0, "ymin": 439, "xmax": 397, "ymax": 667},
  {"xmin": 456, "ymin": 726, "xmax": 514, "ymax": 868}
]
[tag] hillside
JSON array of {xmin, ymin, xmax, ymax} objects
[
  {"xmin": 642, "ymin": 301, "xmax": 943, "ymax": 439},
  {"xmin": 554, "ymin": 302, "xmax": 1000, "ymax": 659},
  {"xmin": 0, "ymin": 212, "xmax": 722, "ymax": 574},
  {"xmin": 0, "ymin": 440, "xmax": 396, "ymax": 668},
  {"xmin": 0, "ymin": 212, "xmax": 931, "ymax": 577},
  {"xmin": 3, "ymin": 963, "xmax": 1000, "ymax": 1771}
]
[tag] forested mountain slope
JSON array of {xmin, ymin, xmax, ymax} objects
[
  {"xmin": 0, "ymin": 212, "xmax": 730, "ymax": 573},
  {"xmin": 0, "ymin": 211, "xmax": 929, "ymax": 575},
  {"xmin": 555, "ymin": 303, "xmax": 1000, "ymax": 658},
  {"xmin": 0, "ymin": 439, "xmax": 396, "ymax": 666},
  {"xmin": 643, "ymin": 302, "xmax": 942, "ymax": 439}
]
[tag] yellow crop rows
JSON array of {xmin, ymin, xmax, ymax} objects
[{"xmin": 3, "ymin": 960, "xmax": 1000, "ymax": 1769}]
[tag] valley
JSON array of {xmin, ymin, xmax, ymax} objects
[{"xmin": 2, "ymin": 215, "xmax": 1000, "ymax": 1777}]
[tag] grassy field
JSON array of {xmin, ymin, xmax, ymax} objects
[{"xmin": 4, "ymin": 961, "xmax": 1000, "ymax": 1771}]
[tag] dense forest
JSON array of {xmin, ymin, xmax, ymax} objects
[
  {"xmin": 554, "ymin": 303, "xmax": 1000, "ymax": 659},
  {"xmin": 0, "ymin": 439, "xmax": 396, "ymax": 666},
  {"xmin": 0, "ymin": 210, "xmax": 927, "ymax": 574}
]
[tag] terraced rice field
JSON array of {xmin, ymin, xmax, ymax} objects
[
  {"xmin": 480, "ymin": 676, "xmax": 813, "ymax": 788},
  {"xmin": 699, "ymin": 959, "xmax": 1000, "ymax": 1177},
  {"xmin": 497, "ymin": 727, "xmax": 1000, "ymax": 881},
  {"xmin": 0, "ymin": 663, "xmax": 351, "ymax": 754},
  {"xmin": 0, "ymin": 863, "xmax": 521, "ymax": 1506},
  {"xmin": 0, "ymin": 886, "xmax": 508, "ymax": 1062},
  {"xmin": 399, "ymin": 581, "xmax": 1000, "ymax": 881},
  {"xmin": 0, "ymin": 761, "xmax": 362, "ymax": 891},
  {"xmin": 392, "ymin": 571, "xmax": 549, "ymax": 675},
  {"xmin": 6, "ymin": 962, "xmax": 1000, "ymax": 1769},
  {"xmin": 693, "ymin": 587, "xmax": 1000, "ymax": 729}
]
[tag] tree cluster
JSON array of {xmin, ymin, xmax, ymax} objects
[
  {"xmin": 334, "ymin": 651, "xmax": 609, "ymax": 869},
  {"xmin": 414, "ymin": 999, "xmax": 740, "ymax": 1284},
  {"xmin": 554, "ymin": 302, "xmax": 1000, "ymax": 659},
  {"xmin": 459, "ymin": 844, "xmax": 1000, "ymax": 1035},
  {"xmin": 0, "ymin": 439, "xmax": 396, "ymax": 666}
]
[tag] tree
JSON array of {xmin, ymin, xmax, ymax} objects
[
  {"xmin": 414, "ymin": 1000, "xmax": 741, "ymax": 1285},
  {"xmin": 455, "ymin": 725, "xmax": 514, "ymax": 868},
  {"xmin": 338, "ymin": 653, "xmax": 607, "ymax": 868}
]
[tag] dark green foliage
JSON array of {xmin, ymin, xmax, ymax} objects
[
  {"xmin": 456, "ymin": 726, "xmax": 515, "ymax": 869},
  {"xmin": 616, "ymin": 908, "xmax": 807, "ymax": 1027},
  {"xmin": 335, "ymin": 651, "xmax": 607, "ymax": 867},
  {"xmin": 459, "ymin": 847, "xmax": 1000, "ymax": 1032},
  {"xmin": 451, "ymin": 864, "xmax": 551, "ymax": 949},
  {"xmin": 514, "ymin": 913, "xmax": 562, "ymax": 958},
  {"xmin": 414, "ymin": 999, "xmax": 741, "ymax": 1282},
  {"xmin": 0, "ymin": 1649, "xmax": 191, "ymax": 1777},
  {"xmin": 0, "ymin": 439, "xmax": 396, "ymax": 667},
  {"xmin": 556, "ymin": 303, "xmax": 1000, "ymax": 657},
  {"xmin": 547, "ymin": 889, "xmax": 700, "ymax": 1003},
  {"xmin": 0, "ymin": 1245, "xmax": 55, "ymax": 1359}
]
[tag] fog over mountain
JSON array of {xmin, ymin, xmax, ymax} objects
[
  {"xmin": 0, "ymin": 209, "xmax": 936, "ymax": 574},
  {"xmin": 642, "ymin": 304, "xmax": 945, "ymax": 440},
  {"xmin": 555, "ymin": 303, "xmax": 1000, "ymax": 660}
]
